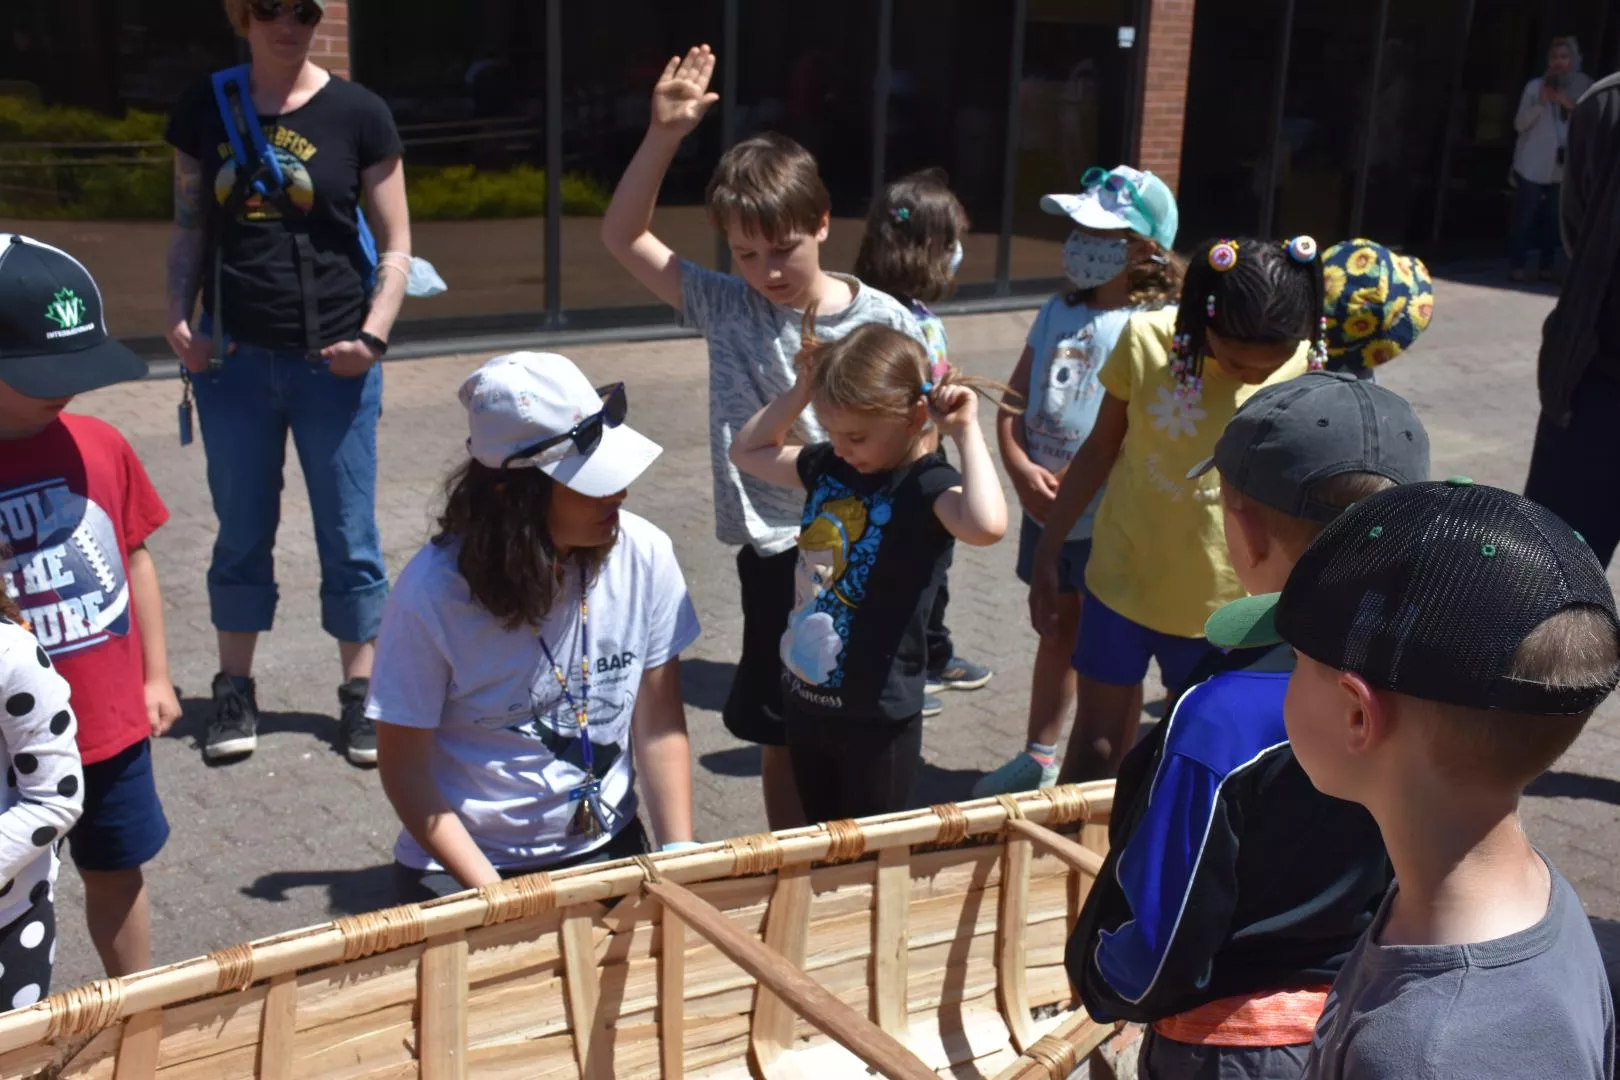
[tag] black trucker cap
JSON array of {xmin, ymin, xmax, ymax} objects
[
  {"xmin": 1207, "ymin": 479, "xmax": 1620, "ymax": 715},
  {"xmin": 0, "ymin": 234, "xmax": 146, "ymax": 399}
]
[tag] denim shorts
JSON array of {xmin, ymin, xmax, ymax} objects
[
  {"xmin": 1015, "ymin": 516, "xmax": 1092, "ymax": 591},
  {"xmin": 67, "ymin": 739, "xmax": 169, "ymax": 873},
  {"xmin": 1072, "ymin": 589, "xmax": 1220, "ymax": 696}
]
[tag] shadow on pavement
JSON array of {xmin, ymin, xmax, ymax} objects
[
  {"xmin": 680, "ymin": 658, "xmax": 736, "ymax": 714},
  {"xmin": 698, "ymin": 744, "xmax": 761, "ymax": 778},
  {"xmin": 1527, "ymin": 770, "xmax": 1620, "ymax": 806},
  {"xmin": 241, "ymin": 865, "xmax": 398, "ymax": 918}
]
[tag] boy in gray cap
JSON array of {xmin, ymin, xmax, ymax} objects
[{"xmin": 1068, "ymin": 371, "xmax": 1429, "ymax": 1079}]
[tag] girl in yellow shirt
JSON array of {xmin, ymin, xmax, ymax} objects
[{"xmin": 1030, "ymin": 236, "xmax": 1324, "ymax": 782}]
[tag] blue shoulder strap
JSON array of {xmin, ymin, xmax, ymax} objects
[{"xmin": 210, "ymin": 65, "xmax": 285, "ymax": 195}]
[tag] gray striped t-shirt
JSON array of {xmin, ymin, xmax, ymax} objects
[{"xmin": 678, "ymin": 260, "xmax": 924, "ymax": 554}]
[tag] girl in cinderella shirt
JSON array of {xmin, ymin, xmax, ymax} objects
[{"xmin": 731, "ymin": 312, "xmax": 1014, "ymax": 823}]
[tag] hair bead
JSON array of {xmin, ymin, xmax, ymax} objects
[
  {"xmin": 1208, "ymin": 240, "xmax": 1239, "ymax": 272},
  {"xmin": 1286, "ymin": 235, "xmax": 1318, "ymax": 263}
]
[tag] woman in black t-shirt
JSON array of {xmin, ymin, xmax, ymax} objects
[
  {"xmin": 162, "ymin": 0, "xmax": 411, "ymax": 767},
  {"xmin": 729, "ymin": 311, "xmax": 1013, "ymax": 823}
]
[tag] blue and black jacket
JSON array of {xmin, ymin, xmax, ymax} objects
[{"xmin": 1066, "ymin": 645, "xmax": 1391, "ymax": 1024}]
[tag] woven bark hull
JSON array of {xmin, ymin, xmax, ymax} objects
[{"xmin": 0, "ymin": 783, "xmax": 1114, "ymax": 1080}]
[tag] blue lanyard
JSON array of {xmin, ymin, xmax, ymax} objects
[{"xmin": 537, "ymin": 566, "xmax": 592, "ymax": 774}]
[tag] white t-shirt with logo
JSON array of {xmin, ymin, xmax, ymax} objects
[{"xmin": 365, "ymin": 511, "xmax": 701, "ymax": 870}]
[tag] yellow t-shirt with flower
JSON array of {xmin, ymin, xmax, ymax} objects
[{"xmin": 1084, "ymin": 307, "xmax": 1310, "ymax": 638}]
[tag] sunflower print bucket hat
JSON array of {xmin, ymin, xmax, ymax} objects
[{"xmin": 1322, "ymin": 239, "xmax": 1435, "ymax": 373}]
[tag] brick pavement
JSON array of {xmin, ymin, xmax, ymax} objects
[{"xmin": 46, "ymin": 274, "xmax": 1620, "ymax": 996}]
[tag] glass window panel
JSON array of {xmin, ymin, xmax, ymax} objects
[
  {"xmin": 0, "ymin": 2, "xmax": 237, "ymax": 341},
  {"xmin": 352, "ymin": 0, "xmax": 549, "ymax": 330},
  {"xmin": 888, "ymin": 0, "xmax": 1015, "ymax": 287},
  {"xmin": 1270, "ymin": 0, "xmax": 1381, "ymax": 244},
  {"xmin": 735, "ymin": 0, "xmax": 879, "ymax": 283},
  {"xmin": 1176, "ymin": 0, "xmax": 1285, "ymax": 247},
  {"xmin": 1009, "ymin": 0, "xmax": 1135, "ymax": 288},
  {"xmin": 1358, "ymin": 0, "xmax": 1468, "ymax": 250},
  {"xmin": 558, "ymin": 1, "xmax": 724, "ymax": 312}
]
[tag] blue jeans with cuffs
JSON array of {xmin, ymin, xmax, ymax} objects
[{"xmin": 190, "ymin": 341, "xmax": 388, "ymax": 643}]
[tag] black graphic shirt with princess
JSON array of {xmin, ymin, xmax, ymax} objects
[
  {"xmin": 783, "ymin": 444, "xmax": 960, "ymax": 722},
  {"xmin": 165, "ymin": 74, "xmax": 402, "ymax": 351}
]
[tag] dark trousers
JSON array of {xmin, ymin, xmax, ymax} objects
[
  {"xmin": 1526, "ymin": 367, "xmax": 1620, "ymax": 567},
  {"xmin": 784, "ymin": 712, "xmax": 924, "ymax": 824},
  {"xmin": 925, "ymin": 582, "xmax": 953, "ymax": 676},
  {"xmin": 1511, "ymin": 172, "xmax": 1562, "ymax": 273}
]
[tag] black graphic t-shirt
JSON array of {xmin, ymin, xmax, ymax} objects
[
  {"xmin": 784, "ymin": 444, "xmax": 961, "ymax": 722},
  {"xmin": 165, "ymin": 74, "xmax": 402, "ymax": 351}
]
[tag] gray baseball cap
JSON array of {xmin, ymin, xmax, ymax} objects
[{"xmin": 1188, "ymin": 371, "xmax": 1430, "ymax": 522}]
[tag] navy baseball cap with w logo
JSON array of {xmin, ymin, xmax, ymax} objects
[{"xmin": 0, "ymin": 234, "xmax": 147, "ymax": 398}]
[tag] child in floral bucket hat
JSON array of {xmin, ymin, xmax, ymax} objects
[{"xmin": 1322, "ymin": 240, "xmax": 1435, "ymax": 379}]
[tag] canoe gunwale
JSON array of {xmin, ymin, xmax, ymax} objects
[{"xmin": 0, "ymin": 781, "xmax": 1116, "ymax": 1077}]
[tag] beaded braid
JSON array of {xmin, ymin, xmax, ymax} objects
[{"xmin": 1169, "ymin": 236, "xmax": 1326, "ymax": 403}]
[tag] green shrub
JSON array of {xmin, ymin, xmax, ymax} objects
[
  {"xmin": 0, "ymin": 95, "xmax": 615, "ymax": 221},
  {"xmin": 407, "ymin": 164, "xmax": 613, "ymax": 220}
]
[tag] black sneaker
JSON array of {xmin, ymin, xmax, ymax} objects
[
  {"xmin": 203, "ymin": 673, "xmax": 258, "ymax": 760},
  {"xmin": 339, "ymin": 678, "xmax": 377, "ymax": 766}
]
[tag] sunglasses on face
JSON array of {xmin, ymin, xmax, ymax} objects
[
  {"xmin": 501, "ymin": 383, "xmax": 628, "ymax": 469},
  {"xmin": 249, "ymin": 0, "xmax": 324, "ymax": 27},
  {"xmin": 1080, "ymin": 166, "xmax": 1160, "ymax": 239}
]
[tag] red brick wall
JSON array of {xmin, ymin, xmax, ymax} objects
[
  {"xmin": 1137, "ymin": 0, "xmax": 1196, "ymax": 194},
  {"xmin": 311, "ymin": 0, "xmax": 351, "ymax": 79}
]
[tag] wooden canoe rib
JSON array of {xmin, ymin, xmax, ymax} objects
[{"xmin": 0, "ymin": 782, "xmax": 1115, "ymax": 1079}]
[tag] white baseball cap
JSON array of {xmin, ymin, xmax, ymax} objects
[
  {"xmin": 459, "ymin": 352, "xmax": 662, "ymax": 497},
  {"xmin": 1040, "ymin": 165, "xmax": 1179, "ymax": 251}
]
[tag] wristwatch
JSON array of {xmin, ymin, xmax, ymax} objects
[{"xmin": 357, "ymin": 330, "xmax": 389, "ymax": 357}]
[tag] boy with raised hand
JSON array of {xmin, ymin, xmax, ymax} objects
[
  {"xmin": 601, "ymin": 45, "xmax": 924, "ymax": 829},
  {"xmin": 1259, "ymin": 480, "xmax": 1617, "ymax": 1080},
  {"xmin": 1068, "ymin": 371, "xmax": 1429, "ymax": 1078},
  {"xmin": 0, "ymin": 235, "xmax": 176, "ymax": 979}
]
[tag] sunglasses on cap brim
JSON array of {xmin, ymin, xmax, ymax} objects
[
  {"xmin": 249, "ymin": 0, "xmax": 323, "ymax": 26},
  {"xmin": 1079, "ymin": 166, "xmax": 1159, "ymax": 239},
  {"xmin": 501, "ymin": 383, "xmax": 628, "ymax": 470}
]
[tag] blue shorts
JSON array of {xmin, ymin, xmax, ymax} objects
[
  {"xmin": 68, "ymin": 739, "xmax": 169, "ymax": 873},
  {"xmin": 1016, "ymin": 516, "xmax": 1092, "ymax": 592},
  {"xmin": 1072, "ymin": 590, "xmax": 1220, "ymax": 694}
]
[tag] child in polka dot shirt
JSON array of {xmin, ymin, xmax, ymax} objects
[{"xmin": 0, "ymin": 585, "xmax": 84, "ymax": 1008}]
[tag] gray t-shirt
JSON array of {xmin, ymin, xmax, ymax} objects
[
  {"xmin": 1303, "ymin": 860, "xmax": 1615, "ymax": 1080},
  {"xmin": 678, "ymin": 260, "xmax": 924, "ymax": 555}
]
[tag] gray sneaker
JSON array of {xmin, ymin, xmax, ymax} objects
[
  {"xmin": 203, "ymin": 673, "xmax": 258, "ymax": 761},
  {"xmin": 921, "ymin": 695, "xmax": 944, "ymax": 718},
  {"xmin": 926, "ymin": 656, "xmax": 994, "ymax": 694}
]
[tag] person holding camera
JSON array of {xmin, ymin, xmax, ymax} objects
[{"xmin": 1510, "ymin": 36, "xmax": 1591, "ymax": 283}]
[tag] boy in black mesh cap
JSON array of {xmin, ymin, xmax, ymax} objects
[{"xmin": 1214, "ymin": 479, "xmax": 1619, "ymax": 1079}]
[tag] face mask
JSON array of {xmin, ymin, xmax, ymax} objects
[
  {"xmin": 947, "ymin": 240, "xmax": 964, "ymax": 278},
  {"xmin": 1061, "ymin": 231, "xmax": 1128, "ymax": 290}
]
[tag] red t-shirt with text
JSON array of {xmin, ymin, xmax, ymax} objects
[{"xmin": 0, "ymin": 414, "xmax": 169, "ymax": 764}]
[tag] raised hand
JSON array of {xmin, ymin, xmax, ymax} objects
[
  {"xmin": 930, "ymin": 384, "xmax": 981, "ymax": 439},
  {"xmin": 651, "ymin": 45, "xmax": 720, "ymax": 137}
]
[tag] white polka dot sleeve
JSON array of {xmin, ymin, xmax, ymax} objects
[{"xmin": 0, "ymin": 621, "xmax": 84, "ymax": 881}]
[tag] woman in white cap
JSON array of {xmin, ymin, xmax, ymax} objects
[{"xmin": 367, "ymin": 353, "xmax": 699, "ymax": 900}]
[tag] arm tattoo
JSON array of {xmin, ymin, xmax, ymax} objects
[
  {"xmin": 165, "ymin": 229, "xmax": 205, "ymax": 323},
  {"xmin": 172, "ymin": 154, "xmax": 205, "ymax": 230}
]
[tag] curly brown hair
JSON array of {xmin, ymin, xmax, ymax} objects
[
  {"xmin": 432, "ymin": 462, "xmax": 613, "ymax": 630},
  {"xmin": 854, "ymin": 168, "xmax": 970, "ymax": 307}
]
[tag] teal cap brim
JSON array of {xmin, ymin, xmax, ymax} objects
[{"xmin": 1205, "ymin": 592, "xmax": 1284, "ymax": 649}]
